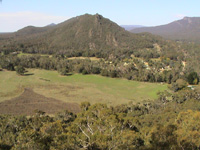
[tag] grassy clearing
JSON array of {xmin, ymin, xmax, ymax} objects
[
  {"xmin": 17, "ymin": 52, "xmax": 52, "ymax": 57},
  {"xmin": 67, "ymin": 57, "xmax": 101, "ymax": 61},
  {"xmin": 17, "ymin": 53, "xmax": 100, "ymax": 61},
  {"xmin": 0, "ymin": 69, "xmax": 168, "ymax": 105}
]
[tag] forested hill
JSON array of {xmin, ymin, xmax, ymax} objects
[
  {"xmin": 0, "ymin": 14, "xmax": 181, "ymax": 59},
  {"xmin": 131, "ymin": 17, "xmax": 200, "ymax": 43},
  {"xmin": 15, "ymin": 25, "xmax": 55, "ymax": 37}
]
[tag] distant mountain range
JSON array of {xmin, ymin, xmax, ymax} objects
[
  {"xmin": 120, "ymin": 25, "xmax": 144, "ymax": 31},
  {"xmin": 46, "ymin": 23, "xmax": 56, "ymax": 27},
  {"xmin": 2, "ymin": 16, "xmax": 200, "ymax": 46},
  {"xmin": 131, "ymin": 17, "xmax": 200, "ymax": 43}
]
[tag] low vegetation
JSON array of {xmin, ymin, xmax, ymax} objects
[{"xmin": 0, "ymin": 89, "xmax": 200, "ymax": 149}]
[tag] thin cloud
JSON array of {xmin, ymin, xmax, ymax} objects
[
  {"xmin": 0, "ymin": 11, "xmax": 70, "ymax": 32},
  {"xmin": 175, "ymin": 14, "xmax": 185, "ymax": 19}
]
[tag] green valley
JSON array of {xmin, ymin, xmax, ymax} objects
[{"xmin": 0, "ymin": 69, "xmax": 167, "ymax": 105}]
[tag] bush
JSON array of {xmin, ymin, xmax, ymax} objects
[
  {"xmin": 91, "ymin": 67, "xmax": 101, "ymax": 74},
  {"xmin": 109, "ymin": 70, "xmax": 118, "ymax": 78},
  {"xmin": 170, "ymin": 79, "xmax": 187, "ymax": 92},
  {"xmin": 58, "ymin": 68, "xmax": 69, "ymax": 76},
  {"xmin": 101, "ymin": 69, "xmax": 109, "ymax": 76},
  {"xmin": 15, "ymin": 66, "xmax": 26, "ymax": 75},
  {"xmin": 187, "ymin": 72, "xmax": 199, "ymax": 85},
  {"xmin": 82, "ymin": 69, "xmax": 88, "ymax": 75}
]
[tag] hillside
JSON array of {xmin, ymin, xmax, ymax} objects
[
  {"xmin": 0, "ymin": 23, "xmax": 57, "ymax": 48},
  {"xmin": 15, "ymin": 25, "xmax": 55, "ymax": 36},
  {"xmin": 38, "ymin": 14, "xmax": 163, "ymax": 53},
  {"xmin": 131, "ymin": 17, "xmax": 200, "ymax": 43},
  {"xmin": 0, "ymin": 24, "xmax": 55, "ymax": 39}
]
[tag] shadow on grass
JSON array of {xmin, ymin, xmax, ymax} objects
[
  {"xmin": 66, "ymin": 73, "xmax": 73, "ymax": 76},
  {"xmin": 24, "ymin": 73, "xmax": 34, "ymax": 76},
  {"xmin": 39, "ymin": 78, "xmax": 50, "ymax": 82}
]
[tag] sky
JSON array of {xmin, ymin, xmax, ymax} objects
[{"xmin": 0, "ymin": 0, "xmax": 200, "ymax": 32}]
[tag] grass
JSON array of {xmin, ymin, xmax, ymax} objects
[
  {"xmin": 0, "ymin": 69, "xmax": 168, "ymax": 105},
  {"xmin": 151, "ymin": 58, "xmax": 161, "ymax": 62},
  {"xmin": 17, "ymin": 52, "xmax": 52, "ymax": 57}
]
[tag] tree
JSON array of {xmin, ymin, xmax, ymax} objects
[
  {"xmin": 110, "ymin": 70, "xmax": 118, "ymax": 78},
  {"xmin": 187, "ymin": 72, "xmax": 199, "ymax": 85},
  {"xmin": 157, "ymin": 91, "xmax": 172, "ymax": 106},
  {"xmin": 80, "ymin": 102, "xmax": 91, "ymax": 111},
  {"xmin": 176, "ymin": 79, "xmax": 187, "ymax": 89},
  {"xmin": 82, "ymin": 69, "xmax": 88, "ymax": 75},
  {"xmin": 15, "ymin": 66, "xmax": 26, "ymax": 75},
  {"xmin": 149, "ymin": 124, "xmax": 178, "ymax": 150},
  {"xmin": 91, "ymin": 67, "xmax": 101, "ymax": 74},
  {"xmin": 101, "ymin": 69, "xmax": 109, "ymax": 76},
  {"xmin": 176, "ymin": 110, "xmax": 200, "ymax": 149},
  {"xmin": 58, "ymin": 67, "xmax": 69, "ymax": 76},
  {"xmin": 171, "ymin": 79, "xmax": 187, "ymax": 92}
]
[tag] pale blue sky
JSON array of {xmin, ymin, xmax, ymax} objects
[{"xmin": 0, "ymin": 0, "xmax": 200, "ymax": 32}]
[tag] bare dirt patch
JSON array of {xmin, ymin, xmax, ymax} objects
[{"xmin": 0, "ymin": 88, "xmax": 80, "ymax": 115}]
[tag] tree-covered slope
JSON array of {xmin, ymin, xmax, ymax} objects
[{"xmin": 34, "ymin": 14, "xmax": 162, "ymax": 52}]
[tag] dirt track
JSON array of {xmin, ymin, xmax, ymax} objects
[{"xmin": 0, "ymin": 88, "xmax": 81, "ymax": 115}]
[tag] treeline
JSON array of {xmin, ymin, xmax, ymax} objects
[
  {"xmin": 1, "ymin": 54, "xmax": 198, "ymax": 85},
  {"xmin": 0, "ymin": 43, "xmax": 181, "ymax": 61},
  {"xmin": 1, "ymin": 89, "xmax": 200, "ymax": 149}
]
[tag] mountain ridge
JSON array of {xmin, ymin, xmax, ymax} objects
[{"xmin": 131, "ymin": 17, "xmax": 200, "ymax": 43}]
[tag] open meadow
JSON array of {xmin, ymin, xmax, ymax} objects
[{"xmin": 0, "ymin": 69, "xmax": 168, "ymax": 106}]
